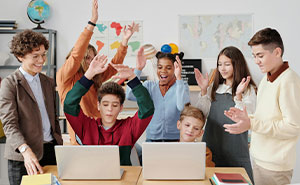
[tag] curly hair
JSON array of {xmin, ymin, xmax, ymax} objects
[
  {"xmin": 155, "ymin": 51, "xmax": 184, "ymax": 63},
  {"xmin": 10, "ymin": 29, "xmax": 49, "ymax": 62},
  {"xmin": 97, "ymin": 82, "xmax": 125, "ymax": 105}
]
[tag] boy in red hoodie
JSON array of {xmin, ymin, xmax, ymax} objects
[{"xmin": 64, "ymin": 49, "xmax": 154, "ymax": 165}]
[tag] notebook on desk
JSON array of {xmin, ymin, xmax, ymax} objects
[
  {"xmin": 55, "ymin": 145, "xmax": 124, "ymax": 180},
  {"xmin": 142, "ymin": 142, "xmax": 206, "ymax": 180}
]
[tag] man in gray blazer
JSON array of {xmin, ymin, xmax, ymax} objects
[{"xmin": 0, "ymin": 30, "xmax": 63, "ymax": 185}]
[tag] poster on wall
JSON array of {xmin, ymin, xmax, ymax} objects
[
  {"xmin": 91, "ymin": 20, "xmax": 143, "ymax": 57},
  {"xmin": 179, "ymin": 14, "xmax": 253, "ymax": 59}
]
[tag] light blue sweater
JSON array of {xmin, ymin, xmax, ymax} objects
[{"xmin": 126, "ymin": 69, "xmax": 190, "ymax": 140}]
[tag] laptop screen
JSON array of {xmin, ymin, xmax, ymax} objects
[
  {"xmin": 55, "ymin": 145, "xmax": 123, "ymax": 180},
  {"xmin": 142, "ymin": 142, "xmax": 206, "ymax": 180}
]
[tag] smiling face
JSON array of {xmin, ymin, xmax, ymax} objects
[
  {"xmin": 98, "ymin": 94, "xmax": 123, "ymax": 127},
  {"xmin": 217, "ymin": 54, "xmax": 234, "ymax": 85},
  {"xmin": 18, "ymin": 45, "xmax": 47, "ymax": 76},
  {"xmin": 177, "ymin": 116, "xmax": 204, "ymax": 142},
  {"xmin": 157, "ymin": 58, "xmax": 175, "ymax": 85},
  {"xmin": 251, "ymin": 44, "xmax": 283, "ymax": 74}
]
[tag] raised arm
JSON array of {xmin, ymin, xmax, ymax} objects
[
  {"xmin": 57, "ymin": 0, "xmax": 99, "ymax": 100},
  {"xmin": 126, "ymin": 47, "xmax": 148, "ymax": 101},
  {"xmin": 101, "ymin": 22, "xmax": 140, "ymax": 82},
  {"xmin": 111, "ymin": 63, "xmax": 154, "ymax": 142},
  {"xmin": 64, "ymin": 54, "xmax": 108, "ymax": 138},
  {"xmin": 174, "ymin": 55, "xmax": 190, "ymax": 111},
  {"xmin": 194, "ymin": 68, "xmax": 212, "ymax": 116}
]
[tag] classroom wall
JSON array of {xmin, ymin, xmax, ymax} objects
[{"xmin": 1, "ymin": 0, "xmax": 300, "ymax": 182}]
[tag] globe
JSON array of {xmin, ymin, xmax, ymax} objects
[{"xmin": 27, "ymin": 0, "xmax": 50, "ymax": 29}]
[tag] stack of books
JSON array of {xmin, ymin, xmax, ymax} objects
[
  {"xmin": 0, "ymin": 20, "xmax": 17, "ymax": 30},
  {"xmin": 211, "ymin": 172, "xmax": 250, "ymax": 185}
]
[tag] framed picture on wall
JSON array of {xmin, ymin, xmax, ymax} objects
[{"xmin": 181, "ymin": 59, "xmax": 201, "ymax": 85}]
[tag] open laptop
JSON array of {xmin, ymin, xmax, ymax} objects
[
  {"xmin": 55, "ymin": 145, "xmax": 124, "ymax": 180},
  {"xmin": 142, "ymin": 142, "xmax": 206, "ymax": 180}
]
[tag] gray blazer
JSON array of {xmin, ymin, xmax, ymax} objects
[{"xmin": 0, "ymin": 69, "xmax": 63, "ymax": 161}]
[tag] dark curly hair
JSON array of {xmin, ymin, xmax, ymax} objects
[
  {"xmin": 10, "ymin": 29, "xmax": 49, "ymax": 62},
  {"xmin": 155, "ymin": 51, "xmax": 184, "ymax": 63},
  {"xmin": 97, "ymin": 82, "xmax": 125, "ymax": 105}
]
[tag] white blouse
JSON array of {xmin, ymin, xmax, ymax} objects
[{"xmin": 195, "ymin": 83, "xmax": 257, "ymax": 117}]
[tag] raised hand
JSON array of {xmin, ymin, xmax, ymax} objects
[
  {"xmin": 174, "ymin": 55, "xmax": 182, "ymax": 80},
  {"xmin": 223, "ymin": 106, "xmax": 251, "ymax": 134},
  {"xmin": 91, "ymin": 0, "xmax": 98, "ymax": 23},
  {"xmin": 111, "ymin": 64, "xmax": 136, "ymax": 81},
  {"xmin": 22, "ymin": 147, "xmax": 43, "ymax": 175},
  {"xmin": 85, "ymin": 54, "xmax": 108, "ymax": 80},
  {"xmin": 86, "ymin": 0, "xmax": 98, "ymax": 31},
  {"xmin": 136, "ymin": 47, "xmax": 146, "ymax": 71},
  {"xmin": 236, "ymin": 76, "xmax": 251, "ymax": 101},
  {"xmin": 194, "ymin": 68, "xmax": 209, "ymax": 95},
  {"xmin": 121, "ymin": 22, "xmax": 140, "ymax": 46}
]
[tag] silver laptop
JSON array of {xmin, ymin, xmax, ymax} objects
[
  {"xmin": 142, "ymin": 142, "xmax": 206, "ymax": 180},
  {"xmin": 55, "ymin": 145, "xmax": 124, "ymax": 180}
]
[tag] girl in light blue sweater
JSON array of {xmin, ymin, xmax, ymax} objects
[{"xmin": 126, "ymin": 50, "xmax": 190, "ymax": 142}]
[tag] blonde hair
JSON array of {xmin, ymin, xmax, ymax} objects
[
  {"xmin": 179, "ymin": 103, "xmax": 205, "ymax": 129},
  {"xmin": 66, "ymin": 44, "xmax": 102, "ymax": 89}
]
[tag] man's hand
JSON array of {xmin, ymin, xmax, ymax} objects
[
  {"xmin": 21, "ymin": 146, "xmax": 43, "ymax": 175},
  {"xmin": 224, "ymin": 106, "xmax": 251, "ymax": 134},
  {"xmin": 85, "ymin": 54, "xmax": 108, "ymax": 80},
  {"xmin": 111, "ymin": 64, "xmax": 136, "ymax": 81}
]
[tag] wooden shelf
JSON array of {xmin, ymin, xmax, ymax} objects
[{"xmin": 189, "ymin": 85, "xmax": 201, "ymax": 91}]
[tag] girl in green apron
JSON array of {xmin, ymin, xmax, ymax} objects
[{"xmin": 194, "ymin": 46, "xmax": 257, "ymax": 183}]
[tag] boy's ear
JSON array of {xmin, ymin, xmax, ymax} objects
[
  {"xmin": 120, "ymin": 104, "xmax": 123, "ymax": 113},
  {"xmin": 97, "ymin": 101, "xmax": 100, "ymax": 111},
  {"xmin": 197, "ymin": 129, "xmax": 204, "ymax": 138},
  {"xmin": 17, "ymin": 56, "xmax": 24, "ymax": 63},
  {"xmin": 177, "ymin": 120, "xmax": 181, "ymax": 130},
  {"xmin": 274, "ymin": 47, "xmax": 282, "ymax": 57}
]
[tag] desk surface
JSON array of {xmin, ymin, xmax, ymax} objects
[
  {"xmin": 137, "ymin": 167, "xmax": 251, "ymax": 185},
  {"xmin": 43, "ymin": 165, "xmax": 142, "ymax": 185}
]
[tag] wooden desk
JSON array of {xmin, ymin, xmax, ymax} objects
[
  {"xmin": 43, "ymin": 165, "xmax": 142, "ymax": 185},
  {"xmin": 137, "ymin": 167, "xmax": 252, "ymax": 185}
]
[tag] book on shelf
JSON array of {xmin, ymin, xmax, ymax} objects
[
  {"xmin": 0, "ymin": 23, "xmax": 17, "ymax": 27},
  {"xmin": 0, "ymin": 20, "xmax": 16, "ymax": 24},
  {"xmin": 0, "ymin": 27, "xmax": 17, "ymax": 30},
  {"xmin": 212, "ymin": 172, "xmax": 249, "ymax": 185}
]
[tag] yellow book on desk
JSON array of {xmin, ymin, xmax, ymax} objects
[{"xmin": 21, "ymin": 173, "xmax": 60, "ymax": 185}]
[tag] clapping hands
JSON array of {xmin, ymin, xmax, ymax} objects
[{"xmin": 194, "ymin": 68, "xmax": 209, "ymax": 95}]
